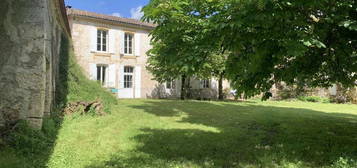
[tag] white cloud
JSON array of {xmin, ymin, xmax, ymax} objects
[
  {"xmin": 112, "ymin": 12, "xmax": 122, "ymax": 17},
  {"xmin": 130, "ymin": 6, "xmax": 144, "ymax": 20}
]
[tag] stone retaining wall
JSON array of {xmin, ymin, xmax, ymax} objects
[{"xmin": 0, "ymin": 0, "xmax": 70, "ymax": 129}]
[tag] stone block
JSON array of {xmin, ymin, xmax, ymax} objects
[{"xmin": 27, "ymin": 118, "xmax": 43, "ymax": 130}]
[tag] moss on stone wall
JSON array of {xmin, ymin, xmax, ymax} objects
[
  {"xmin": 55, "ymin": 34, "xmax": 117, "ymax": 112},
  {"xmin": 0, "ymin": 32, "xmax": 117, "ymax": 168}
]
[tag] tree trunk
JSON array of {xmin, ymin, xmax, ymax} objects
[
  {"xmin": 181, "ymin": 75, "xmax": 186, "ymax": 100},
  {"xmin": 218, "ymin": 73, "xmax": 224, "ymax": 100}
]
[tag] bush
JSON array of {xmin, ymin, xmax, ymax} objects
[
  {"xmin": 6, "ymin": 121, "xmax": 51, "ymax": 156},
  {"xmin": 330, "ymin": 157, "xmax": 357, "ymax": 168},
  {"xmin": 298, "ymin": 96, "xmax": 330, "ymax": 103}
]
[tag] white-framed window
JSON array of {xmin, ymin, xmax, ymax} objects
[
  {"xmin": 124, "ymin": 66, "xmax": 134, "ymax": 88},
  {"xmin": 96, "ymin": 65, "xmax": 107, "ymax": 85},
  {"xmin": 97, "ymin": 29, "xmax": 108, "ymax": 52},
  {"xmin": 124, "ymin": 33, "xmax": 134, "ymax": 55},
  {"xmin": 201, "ymin": 79, "xmax": 210, "ymax": 89},
  {"xmin": 166, "ymin": 80, "xmax": 175, "ymax": 89}
]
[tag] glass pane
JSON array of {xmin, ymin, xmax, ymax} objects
[
  {"xmin": 172, "ymin": 81, "xmax": 176, "ymax": 89},
  {"xmin": 124, "ymin": 66, "xmax": 134, "ymax": 73},
  {"xmin": 166, "ymin": 82, "xmax": 171, "ymax": 89},
  {"xmin": 97, "ymin": 30, "xmax": 101, "ymax": 44},
  {"xmin": 129, "ymin": 37, "xmax": 132, "ymax": 54},
  {"xmin": 97, "ymin": 37, "xmax": 101, "ymax": 44},
  {"xmin": 97, "ymin": 30, "xmax": 101, "ymax": 37},
  {"xmin": 103, "ymin": 37, "xmax": 106, "ymax": 45},
  {"xmin": 103, "ymin": 31, "xmax": 107, "ymax": 37},
  {"xmin": 124, "ymin": 36, "xmax": 128, "ymax": 54},
  {"xmin": 124, "ymin": 75, "xmax": 133, "ymax": 88},
  {"xmin": 102, "ymin": 67, "xmax": 106, "ymax": 83},
  {"xmin": 97, "ymin": 66, "xmax": 101, "ymax": 81},
  {"xmin": 204, "ymin": 80, "xmax": 209, "ymax": 88},
  {"xmin": 128, "ymin": 76, "xmax": 133, "ymax": 88}
]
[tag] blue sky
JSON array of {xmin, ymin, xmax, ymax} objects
[{"xmin": 65, "ymin": 0, "xmax": 150, "ymax": 19}]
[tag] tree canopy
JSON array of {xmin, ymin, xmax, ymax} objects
[{"xmin": 143, "ymin": 0, "xmax": 357, "ymax": 98}]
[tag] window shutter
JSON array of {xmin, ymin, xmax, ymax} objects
[
  {"xmin": 107, "ymin": 64, "xmax": 116, "ymax": 88},
  {"xmin": 134, "ymin": 33, "xmax": 141, "ymax": 57},
  {"xmin": 90, "ymin": 27, "xmax": 97, "ymax": 52},
  {"xmin": 119, "ymin": 31, "xmax": 125, "ymax": 55},
  {"xmin": 211, "ymin": 79, "xmax": 218, "ymax": 89},
  {"xmin": 199, "ymin": 80, "xmax": 203, "ymax": 89},
  {"xmin": 329, "ymin": 84, "xmax": 337, "ymax": 96},
  {"xmin": 89, "ymin": 63, "xmax": 97, "ymax": 80},
  {"xmin": 135, "ymin": 66, "xmax": 141, "ymax": 98},
  {"xmin": 109, "ymin": 29, "xmax": 115, "ymax": 54},
  {"xmin": 119, "ymin": 65, "xmax": 125, "ymax": 89},
  {"xmin": 176, "ymin": 77, "xmax": 182, "ymax": 97}
]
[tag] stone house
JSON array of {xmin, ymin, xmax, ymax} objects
[{"xmin": 67, "ymin": 9, "xmax": 230, "ymax": 99}]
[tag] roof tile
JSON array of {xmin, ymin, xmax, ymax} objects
[{"xmin": 67, "ymin": 8, "xmax": 156, "ymax": 29}]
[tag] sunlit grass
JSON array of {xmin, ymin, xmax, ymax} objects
[{"xmin": 44, "ymin": 99, "xmax": 357, "ymax": 168}]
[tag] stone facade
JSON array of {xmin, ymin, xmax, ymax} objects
[
  {"xmin": 67, "ymin": 9, "xmax": 231, "ymax": 99},
  {"xmin": 0, "ymin": 0, "xmax": 70, "ymax": 129}
]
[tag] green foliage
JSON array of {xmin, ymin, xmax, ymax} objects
[
  {"xmin": 143, "ymin": 0, "xmax": 226, "ymax": 83},
  {"xmin": 221, "ymin": 0, "xmax": 357, "ymax": 98},
  {"xmin": 330, "ymin": 157, "xmax": 357, "ymax": 168},
  {"xmin": 6, "ymin": 121, "xmax": 50, "ymax": 155},
  {"xmin": 298, "ymin": 96, "xmax": 330, "ymax": 103},
  {"xmin": 0, "ymin": 34, "xmax": 118, "ymax": 168},
  {"xmin": 143, "ymin": 0, "xmax": 357, "ymax": 98},
  {"xmin": 56, "ymin": 34, "xmax": 117, "ymax": 112}
]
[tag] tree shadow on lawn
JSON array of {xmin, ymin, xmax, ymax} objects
[{"xmin": 88, "ymin": 101, "xmax": 357, "ymax": 168}]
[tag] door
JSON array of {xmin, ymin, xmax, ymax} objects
[{"xmin": 119, "ymin": 66, "xmax": 134, "ymax": 98}]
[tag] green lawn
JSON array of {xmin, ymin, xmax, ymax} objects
[{"xmin": 1, "ymin": 100, "xmax": 357, "ymax": 168}]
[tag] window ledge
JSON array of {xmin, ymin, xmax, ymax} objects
[
  {"xmin": 122, "ymin": 54, "xmax": 137, "ymax": 59},
  {"xmin": 91, "ymin": 51, "xmax": 114, "ymax": 57},
  {"xmin": 91, "ymin": 50, "xmax": 107, "ymax": 53}
]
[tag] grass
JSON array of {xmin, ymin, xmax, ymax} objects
[
  {"xmin": 0, "ymin": 34, "xmax": 117, "ymax": 168},
  {"xmin": 1, "ymin": 35, "xmax": 356, "ymax": 168},
  {"xmin": 46, "ymin": 100, "xmax": 357, "ymax": 168},
  {"xmin": 3, "ymin": 99, "xmax": 357, "ymax": 168}
]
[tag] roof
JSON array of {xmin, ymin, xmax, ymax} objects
[{"xmin": 67, "ymin": 8, "xmax": 156, "ymax": 29}]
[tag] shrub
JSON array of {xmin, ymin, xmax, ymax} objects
[
  {"xmin": 6, "ymin": 121, "xmax": 51, "ymax": 156},
  {"xmin": 298, "ymin": 96, "xmax": 330, "ymax": 103},
  {"xmin": 330, "ymin": 157, "xmax": 357, "ymax": 168}
]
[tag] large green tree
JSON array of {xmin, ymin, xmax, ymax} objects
[
  {"xmin": 143, "ymin": 0, "xmax": 226, "ymax": 99},
  {"xmin": 143, "ymin": 0, "xmax": 357, "ymax": 99}
]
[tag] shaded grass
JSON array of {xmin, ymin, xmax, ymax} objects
[
  {"xmin": 45, "ymin": 99, "xmax": 357, "ymax": 168},
  {"xmin": 0, "ymin": 34, "xmax": 117, "ymax": 168}
]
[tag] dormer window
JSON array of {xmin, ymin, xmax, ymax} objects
[
  {"xmin": 97, "ymin": 29, "xmax": 108, "ymax": 52},
  {"xmin": 124, "ymin": 33, "xmax": 134, "ymax": 54}
]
